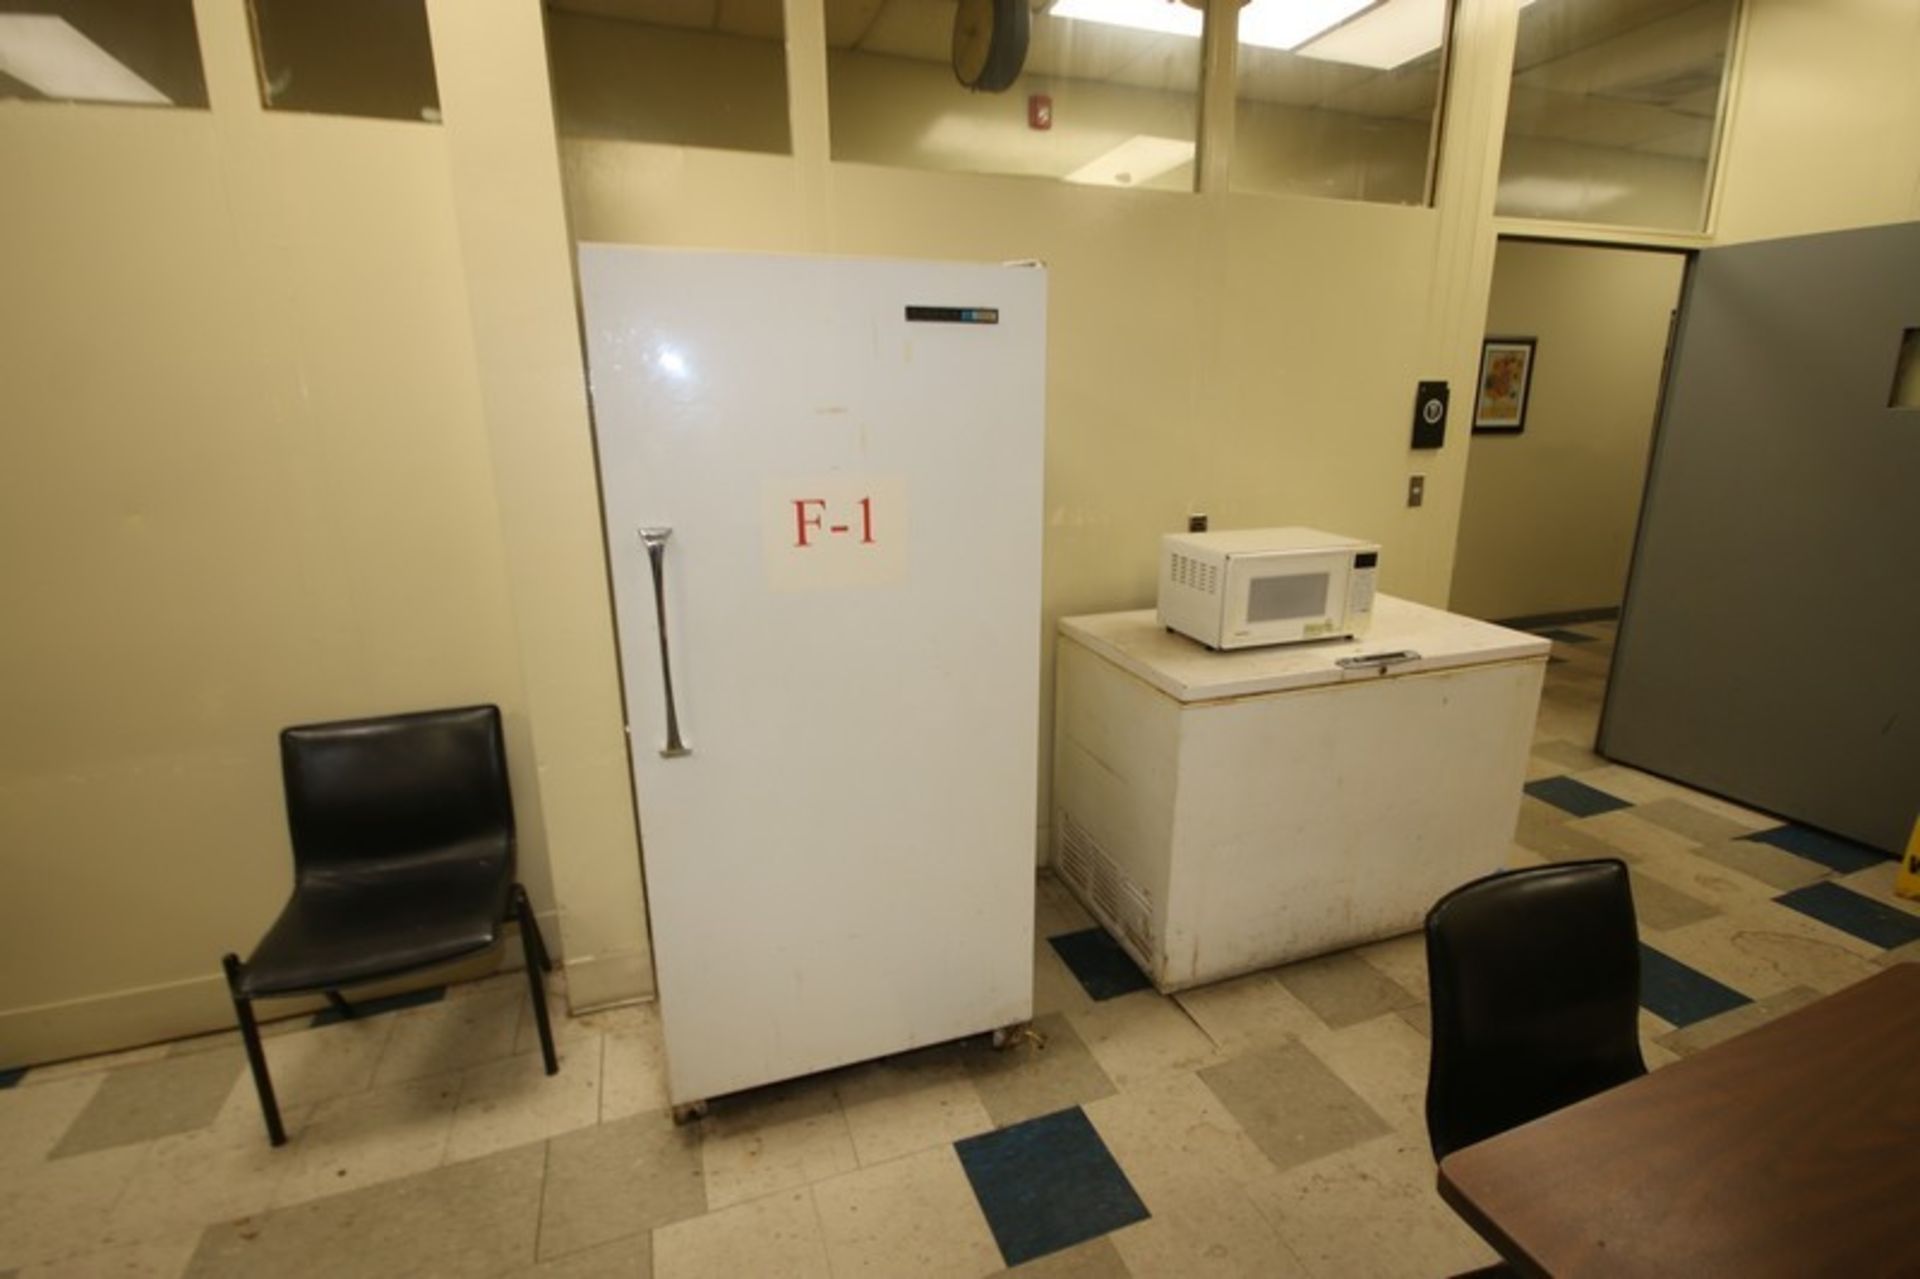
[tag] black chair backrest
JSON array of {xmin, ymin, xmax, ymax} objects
[
  {"xmin": 280, "ymin": 704, "xmax": 513, "ymax": 874},
  {"xmin": 1424, "ymin": 859, "xmax": 1646, "ymax": 1160}
]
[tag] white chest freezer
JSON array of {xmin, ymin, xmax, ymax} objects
[{"xmin": 1052, "ymin": 596, "xmax": 1548, "ymax": 991}]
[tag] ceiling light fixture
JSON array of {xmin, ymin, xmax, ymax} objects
[
  {"xmin": 0, "ymin": 14, "xmax": 169, "ymax": 105},
  {"xmin": 1049, "ymin": 0, "xmax": 1374, "ymax": 53},
  {"xmin": 1295, "ymin": 0, "xmax": 1537, "ymax": 71}
]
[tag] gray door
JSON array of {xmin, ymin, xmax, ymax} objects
[{"xmin": 1599, "ymin": 222, "xmax": 1920, "ymax": 853}]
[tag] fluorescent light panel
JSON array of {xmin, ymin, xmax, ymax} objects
[
  {"xmin": 1297, "ymin": 0, "xmax": 1538, "ymax": 70},
  {"xmin": 1064, "ymin": 134, "xmax": 1196, "ymax": 186},
  {"xmin": 0, "ymin": 14, "xmax": 169, "ymax": 105},
  {"xmin": 1051, "ymin": 0, "xmax": 1373, "ymax": 52}
]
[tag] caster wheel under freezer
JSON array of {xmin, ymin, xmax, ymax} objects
[{"xmin": 671, "ymin": 1100, "xmax": 709, "ymax": 1125}]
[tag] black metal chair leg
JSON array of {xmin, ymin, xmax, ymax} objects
[
  {"xmin": 513, "ymin": 885, "xmax": 558, "ymax": 1075},
  {"xmin": 324, "ymin": 990, "xmax": 355, "ymax": 1019},
  {"xmin": 223, "ymin": 953, "xmax": 287, "ymax": 1146}
]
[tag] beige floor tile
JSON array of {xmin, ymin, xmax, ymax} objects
[
  {"xmin": 0, "ymin": 1075, "xmax": 108, "ymax": 1176},
  {"xmin": 651, "ymin": 1187, "xmax": 831, "ymax": 1279},
  {"xmin": 1244, "ymin": 1131, "xmax": 1498, "ymax": 1279},
  {"xmin": 1085, "ymin": 1072, "xmax": 1277, "ymax": 1199},
  {"xmin": 1836, "ymin": 860, "xmax": 1920, "ymax": 918},
  {"xmin": 1394, "ymin": 1004, "xmax": 1431, "ymax": 1037},
  {"xmin": 445, "ymin": 1044, "xmax": 603, "ymax": 1165},
  {"xmin": 698, "ymin": 1076, "xmax": 857, "ymax": 1211},
  {"xmin": 101, "ymin": 1086, "xmax": 303, "ymax": 1250},
  {"xmin": 1036, "ymin": 874, "xmax": 1096, "ymax": 940},
  {"xmin": 601, "ymin": 1025, "xmax": 670, "ymax": 1125},
  {"xmin": 1642, "ymin": 1039, "xmax": 1682, "ymax": 1070},
  {"xmin": 271, "ymin": 1073, "xmax": 460, "ymax": 1208},
  {"xmin": 1631, "ymin": 846, "xmax": 1791, "ymax": 915},
  {"xmin": 18, "ymin": 1229, "xmax": 199, "ymax": 1279},
  {"xmin": 183, "ymin": 1142, "xmax": 544, "ymax": 1279},
  {"xmin": 1522, "ymin": 754, "xmax": 1562, "ymax": 781},
  {"xmin": 1878, "ymin": 938, "xmax": 1920, "ymax": 968},
  {"xmin": 1086, "ymin": 1072, "xmax": 1305, "ymax": 1276},
  {"xmin": 813, "ymin": 1146, "xmax": 1001, "ymax": 1279},
  {"xmin": 512, "ymin": 1235, "xmax": 651, "ymax": 1278},
  {"xmin": 1653, "ymin": 912, "xmax": 1880, "ymax": 1000},
  {"xmin": 21, "ymin": 1044, "xmax": 172, "ymax": 1088},
  {"xmin": 1295, "ymin": 1014, "xmax": 1431, "ymax": 1136},
  {"xmin": 961, "ymin": 1013, "xmax": 1116, "ymax": 1129},
  {"xmin": 1512, "ymin": 798, "xmax": 1626, "ymax": 865},
  {"xmin": 1197, "ymin": 1039, "xmax": 1390, "ymax": 1175},
  {"xmin": 0, "ymin": 1143, "xmax": 146, "ymax": 1270},
  {"xmin": 1688, "ymin": 837, "xmax": 1831, "ymax": 893},
  {"xmin": 538, "ymin": 1110, "xmax": 704, "ymax": 1260},
  {"xmin": 1629, "ymin": 797, "xmax": 1760, "ymax": 847},
  {"xmin": 1064, "ymin": 992, "xmax": 1219, "ymax": 1091},
  {"xmin": 371, "ymin": 988, "xmax": 523, "ymax": 1086},
  {"xmin": 255, "ymin": 1016, "xmax": 395, "ymax": 1112},
  {"xmin": 1270, "ymin": 953, "xmax": 1418, "ymax": 1031},
  {"xmin": 1655, "ymin": 985, "xmax": 1823, "ymax": 1057},
  {"xmin": 1670, "ymin": 790, "xmax": 1779, "ymax": 831},
  {"xmin": 1107, "ymin": 1191, "xmax": 1309, "ymax": 1279},
  {"xmin": 1567, "ymin": 809, "xmax": 1700, "ymax": 862},
  {"xmin": 528, "ymin": 1000, "xmax": 656, "ymax": 1057},
  {"xmin": 1529, "ymin": 738, "xmax": 1606, "ymax": 773},
  {"xmin": 50, "ymin": 1050, "xmax": 247, "ymax": 1159},
  {"xmin": 1624, "ymin": 868, "xmax": 1719, "ymax": 931},
  {"xmin": 833, "ymin": 1044, "xmax": 994, "ymax": 1167},
  {"xmin": 1350, "ymin": 934, "xmax": 1426, "ymax": 999},
  {"xmin": 999, "ymin": 1234, "xmax": 1130, "ymax": 1276},
  {"xmin": 1032, "ymin": 937, "xmax": 1097, "ymax": 1019},
  {"xmin": 1173, "ymin": 973, "xmax": 1322, "ymax": 1055},
  {"xmin": 1567, "ymin": 764, "xmax": 1689, "ymax": 805}
]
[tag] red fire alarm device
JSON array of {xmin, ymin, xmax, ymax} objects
[{"xmin": 1028, "ymin": 93, "xmax": 1052, "ymax": 130}]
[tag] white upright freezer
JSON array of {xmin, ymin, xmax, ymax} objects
[
  {"xmin": 1052, "ymin": 597, "xmax": 1548, "ymax": 991},
  {"xmin": 578, "ymin": 247, "xmax": 1044, "ymax": 1112}
]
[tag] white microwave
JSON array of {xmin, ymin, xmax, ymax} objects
[{"xmin": 1158, "ymin": 527, "xmax": 1379, "ymax": 650}]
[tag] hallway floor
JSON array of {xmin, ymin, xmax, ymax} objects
[{"xmin": 2, "ymin": 620, "xmax": 1914, "ymax": 1278}]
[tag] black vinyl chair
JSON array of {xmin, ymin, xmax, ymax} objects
[
  {"xmin": 222, "ymin": 704, "xmax": 558, "ymax": 1146},
  {"xmin": 1423, "ymin": 858, "xmax": 1647, "ymax": 1162}
]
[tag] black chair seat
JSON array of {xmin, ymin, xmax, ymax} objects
[
  {"xmin": 238, "ymin": 839, "xmax": 514, "ymax": 998},
  {"xmin": 222, "ymin": 704, "xmax": 558, "ymax": 1146}
]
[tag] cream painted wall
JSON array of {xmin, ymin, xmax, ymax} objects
[
  {"xmin": 1712, "ymin": 0, "xmax": 1920, "ymax": 243},
  {"xmin": 0, "ymin": 0, "xmax": 551, "ymax": 1063},
  {"xmin": 556, "ymin": 0, "xmax": 1524, "ymax": 855},
  {"xmin": 1449, "ymin": 241, "xmax": 1684, "ymax": 621}
]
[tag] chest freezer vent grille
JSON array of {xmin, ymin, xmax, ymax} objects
[
  {"xmin": 1059, "ymin": 811, "xmax": 1154, "ymax": 960},
  {"xmin": 1170, "ymin": 552, "xmax": 1218, "ymax": 595}
]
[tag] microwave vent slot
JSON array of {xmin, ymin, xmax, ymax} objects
[
  {"xmin": 1171, "ymin": 552, "xmax": 1218, "ymax": 595},
  {"xmin": 1058, "ymin": 811, "xmax": 1154, "ymax": 960}
]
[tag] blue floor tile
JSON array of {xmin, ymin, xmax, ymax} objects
[
  {"xmin": 1535, "ymin": 628, "xmax": 1597, "ymax": 643},
  {"xmin": 956, "ymin": 1107, "xmax": 1149, "ymax": 1267},
  {"xmin": 1775, "ymin": 882, "xmax": 1920, "ymax": 950},
  {"xmin": 309, "ymin": 985, "xmax": 446, "ymax": 1028},
  {"xmin": 1741, "ymin": 824, "xmax": 1888, "ymax": 875},
  {"xmin": 1524, "ymin": 776, "xmax": 1632, "ymax": 818},
  {"xmin": 1048, "ymin": 928, "xmax": 1153, "ymax": 1002},
  {"xmin": 1638, "ymin": 942, "xmax": 1750, "ymax": 1027},
  {"xmin": 0, "ymin": 1065, "xmax": 27, "ymax": 1089}
]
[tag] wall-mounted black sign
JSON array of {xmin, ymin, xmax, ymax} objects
[{"xmin": 1412, "ymin": 380, "xmax": 1449, "ymax": 450}]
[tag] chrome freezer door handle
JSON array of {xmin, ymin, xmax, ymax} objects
[{"xmin": 640, "ymin": 527, "xmax": 692, "ymax": 758}]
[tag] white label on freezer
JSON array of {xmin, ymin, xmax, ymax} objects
[{"xmin": 761, "ymin": 475, "xmax": 908, "ymax": 591}]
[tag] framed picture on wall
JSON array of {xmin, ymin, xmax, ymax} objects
[{"xmin": 1474, "ymin": 337, "xmax": 1537, "ymax": 433}]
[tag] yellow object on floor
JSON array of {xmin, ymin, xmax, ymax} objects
[{"xmin": 1897, "ymin": 815, "xmax": 1920, "ymax": 901}]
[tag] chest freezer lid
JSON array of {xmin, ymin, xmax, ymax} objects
[{"xmin": 1058, "ymin": 595, "xmax": 1550, "ymax": 703}]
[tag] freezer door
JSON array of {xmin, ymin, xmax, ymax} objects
[{"xmin": 579, "ymin": 247, "xmax": 1042, "ymax": 1105}]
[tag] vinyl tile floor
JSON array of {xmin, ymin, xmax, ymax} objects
[{"xmin": 2, "ymin": 620, "xmax": 1912, "ymax": 1278}]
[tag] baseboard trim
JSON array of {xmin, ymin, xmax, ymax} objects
[
  {"xmin": 0, "ymin": 908, "xmax": 564, "ymax": 1069},
  {"xmin": 1491, "ymin": 606, "xmax": 1621, "ymax": 631},
  {"xmin": 562, "ymin": 947, "xmax": 655, "ymax": 1012}
]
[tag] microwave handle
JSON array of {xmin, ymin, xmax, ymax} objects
[{"xmin": 639, "ymin": 527, "xmax": 692, "ymax": 758}]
